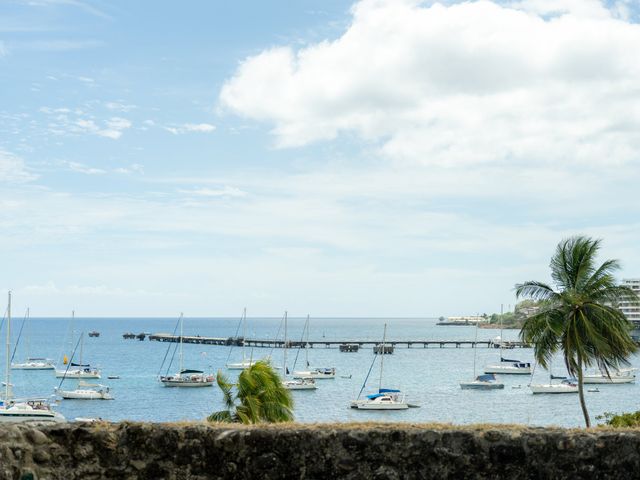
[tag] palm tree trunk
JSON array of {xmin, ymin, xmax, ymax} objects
[{"xmin": 577, "ymin": 358, "xmax": 590, "ymax": 427}]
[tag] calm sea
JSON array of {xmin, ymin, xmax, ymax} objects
[{"xmin": 3, "ymin": 316, "xmax": 638, "ymax": 426}]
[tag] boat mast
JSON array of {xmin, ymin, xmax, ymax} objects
[
  {"xmin": 378, "ymin": 323, "xmax": 387, "ymax": 391},
  {"xmin": 499, "ymin": 303, "xmax": 504, "ymax": 360},
  {"xmin": 283, "ymin": 311, "xmax": 288, "ymax": 375},
  {"xmin": 472, "ymin": 317, "xmax": 479, "ymax": 378},
  {"xmin": 242, "ymin": 307, "xmax": 246, "ymax": 363},
  {"xmin": 305, "ymin": 314, "xmax": 310, "ymax": 367},
  {"xmin": 5, "ymin": 291, "xmax": 11, "ymax": 402},
  {"xmin": 179, "ymin": 313, "xmax": 184, "ymax": 373}
]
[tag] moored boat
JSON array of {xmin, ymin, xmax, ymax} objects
[{"xmin": 460, "ymin": 373, "xmax": 505, "ymax": 390}]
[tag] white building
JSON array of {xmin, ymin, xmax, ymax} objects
[{"xmin": 620, "ymin": 279, "xmax": 640, "ymax": 323}]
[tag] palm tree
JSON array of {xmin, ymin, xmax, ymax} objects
[
  {"xmin": 516, "ymin": 236, "xmax": 638, "ymax": 427},
  {"xmin": 208, "ymin": 360, "xmax": 294, "ymax": 424}
]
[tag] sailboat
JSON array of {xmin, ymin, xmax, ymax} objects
[
  {"xmin": 55, "ymin": 312, "xmax": 100, "ymax": 379},
  {"xmin": 484, "ymin": 305, "xmax": 531, "ymax": 375},
  {"xmin": 281, "ymin": 312, "xmax": 317, "ymax": 391},
  {"xmin": 56, "ymin": 380, "xmax": 113, "ymax": 400},
  {"xmin": 529, "ymin": 364, "xmax": 578, "ymax": 394},
  {"xmin": 292, "ymin": 315, "xmax": 336, "ymax": 380},
  {"xmin": 582, "ymin": 368, "xmax": 636, "ymax": 384},
  {"xmin": 460, "ymin": 317, "xmax": 504, "ymax": 390},
  {"xmin": 159, "ymin": 313, "xmax": 214, "ymax": 387},
  {"xmin": 351, "ymin": 324, "xmax": 410, "ymax": 410},
  {"xmin": 226, "ymin": 308, "xmax": 258, "ymax": 370},
  {"xmin": 0, "ymin": 292, "xmax": 65, "ymax": 423},
  {"xmin": 11, "ymin": 308, "xmax": 55, "ymax": 370}
]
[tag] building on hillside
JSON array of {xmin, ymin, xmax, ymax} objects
[{"xmin": 619, "ymin": 279, "xmax": 640, "ymax": 340}]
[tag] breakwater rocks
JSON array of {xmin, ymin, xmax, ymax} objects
[{"xmin": 1, "ymin": 422, "xmax": 640, "ymax": 479}]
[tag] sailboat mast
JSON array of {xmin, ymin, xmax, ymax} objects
[
  {"xmin": 378, "ymin": 323, "xmax": 387, "ymax": 391},
  {"xmin": 242, "ymin": 307, "xmax": 246, "ymax": 363},
  {"xmin": 5, "ymin": 292, "xmax": 11, "ymax": 402},
  {"xmin": 472, "ymin": 317, "xmax": 479, "ymax": 377},
  {"xmin": 179, "ymin": 313, "xmax": 184, "ymax": 373},
  {"xmin": 25, "ymin": 308, "xmax": 30, "ymax": 360},
  {"xmin": 305, "ymin": 315, "xmax": 309, "ymax": 367},
  {"xmin": 283, "ymin": 311, "xmax": 288, "ymax": 374},
  {"xmin": 499, "ymin": 303, "xmax": 504, "ymax": 359}
]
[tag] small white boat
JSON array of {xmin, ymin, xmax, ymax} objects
[
  {"xmin": 55, "ymin": 364, "xmax": 101, "ymax": 379},
  {"xmin": 484, "ymin": 358, "xmax": 532, "ymax": 375},
  {"xmin": 12, "ymin": 358, "xmax": 56, "ymax": 370},
  {"xmin": 226, "ymin": 360, "xmax": 258, "ymax": 370},
  {"xmin": 351, "ymin": 389, "xmax": 409, "ymax": 410},
  {"xmin": 283, "ymin": 378, "xmax": 317, "ymax": 390},
  {"xmin": 583, "ymin": 369, "xmax": 636, "ymax": 384},
  {"xmin": 292, "ymin": 367, "xmax": 336, "ymax": 380},
  {"xmin": 530, "ymin": 378, "xmax": 578, "ymax": 394},
  {"xmin": 460, "ymin": 373, "xmax": 505, "ymax": 390},
  {"xmin": 56, "ymin": 381, "xmax": 114, "ymax": 400}
]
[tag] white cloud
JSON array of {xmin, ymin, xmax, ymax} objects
[
  {"xmin": 220, "ymin": 0, "xmax": 640, "ymax": 167},
  {"xmin": 114, "ymin": 163, "xmax": 144, "ymax": 174},
  {"xmin": 164, "ymin": 123, "xmax": 216, "ymax": 135},
  {"xmin": 0, "ymin": 149, "xmax": 37, "ymax": 183},
  {"xmin": 105, "ymin": 101, "xmax": 137, "ymax": 112},
  {"xmin": 63, "ymin": 161, "xmax": 106, "ymax": 175},
  {"xmin": 178, "ymin": 186, "xmax": 247, "ymax": 198},
  {"xmin": 0, "ymin": 41, "xmax": 7, "ymax": 56}
]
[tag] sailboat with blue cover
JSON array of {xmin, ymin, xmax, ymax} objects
[{"xmin": 350, "ymin": 324, "xmax": 410, "ymax": 410}]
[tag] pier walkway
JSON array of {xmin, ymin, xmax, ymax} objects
[{"xmin": 147, "ymin": 333, "xmax": 529, "ymax": 349}]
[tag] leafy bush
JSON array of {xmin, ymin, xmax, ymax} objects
[{"xmin": 597, "ymin": 411, "xmax": 640, "ymax": 427}]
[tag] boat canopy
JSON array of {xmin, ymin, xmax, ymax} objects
[
  {"xmin": 70, "ymin": 363, "xmax": 90, "ymax": 367},
  {"xmin": 180, "ymin": 369, "xmax": 203, "ymax": 374},
  {"xmin": 500, "ymin": 357, "xmax": 521, "ymax": 363},
  {"xmin": 476, "ymin": 374, "xmax": 496, "ymax": 382},
  {"xmin": 366, "ymin": 393, "xmax": 385, "ymax": 400},
  {"xmin": 378, "ymin": 388, "xmax": 400, "ymax": 393}
]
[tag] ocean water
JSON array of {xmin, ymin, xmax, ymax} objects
[{"xmin": 3, "ymin": 316, "xmax": 639, "ymax": 427}]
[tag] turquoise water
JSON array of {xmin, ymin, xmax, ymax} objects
[{"xmin": 3, "ymin": 316, "xmax": 639, "ymax": 426}]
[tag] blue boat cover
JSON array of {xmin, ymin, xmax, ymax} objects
[
  {"xmin": 180, "ymin": 369, "xmax": 203, "ymax": 374},
  {"xmin": 476, "ymin": 374, "xmax": 496, "ymax": 382},
  {"xmin": 70, "ymin": 363, "xmax": 90, "ymax": 367},
  {"xmin": 500, "ymin": 357, "xmax": 521, "ymax": 363},
  {"xmin": 379, "ymin": 388, "xmax": 400, "ymax": 393},
  {"xmin": 366, "ymin": 393, "xmax": 384, "ymax": 399}
]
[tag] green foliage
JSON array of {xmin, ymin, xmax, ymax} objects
[
  {"xmin": 597, "ymin": 411, "xmax": 640, "ymax": 427},
  {"xmin": 516, "ymin": 236, "xmax": 638, "ymax": 428},
  {"xmin": 207, "ymin": 360, "xmax": 294, "ymax": 424}
]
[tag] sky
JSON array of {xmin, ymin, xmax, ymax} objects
[{"xmin": 1, "ymin": 0, "xmax": 640, "ymax": 317}]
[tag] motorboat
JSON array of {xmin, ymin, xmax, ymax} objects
[
  {"xmin": 0, "ymin": 292, "xmax": 65, "ymax": 423},
  {"xmin": 351, "ymin": 389, "xmax": 409, "ymax": 410},
  {"xmin": 56, "ymin": 381, "xmax": 114, "ymax": 400},
  {"xmin": 12, "ymin": 358, "xmax": 56, "ymax": 370},
  {"xmin": 530, "ymin": 378, "xmax": 578, "ymax": 394},
  {"xmin": 484, "ymin": 357, "xmax": 532, "ymax": 375},
  {"xmin": 583, "ymin": 368, "xmax": 635, "ymax": 384},
  {"xmin": 351, "ymin": 324, "xmax": 411, "ymax": 410},
  {"xmin": 460, "ymin": 373, "xmax": 505, "ymax": 390}
]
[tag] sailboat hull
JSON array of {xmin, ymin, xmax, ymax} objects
[
  {"xmin": 484, "ymin": 365, "xmax": 531, "ymax": 375},
  {"xmin": 530, "ymin": 384, "xmax": 578, "ymax": 394},
  {"xmin": 55, "ymin": 369, "xmax": 101, "ymax": 379},
  {"xmin": 460, "ymin": 381, "xmax": 504, "ymax": 390},
  {"xmin": 11, "ymin": 362, "xmax": 55, "ymax": 370}
]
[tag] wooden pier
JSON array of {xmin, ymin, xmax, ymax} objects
[{"xmin": 146, "ymin": 333, "xmax": 529, "ymax": 349}]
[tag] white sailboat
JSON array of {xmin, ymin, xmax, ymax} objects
[
  {"xmin": 0, "ymin": 292, "xmax": 65, "ymax": 423},
  {"xmin": 484, "ymin": 305, "xmax": 531, "ymax": 375},
  {"xmin": 11, "ymin": 309, "xmax": 55, "ymax": 370},
  {"xmin": 583, "ymin": 368, "xmax": 636, "ymax": 384},
  {"xmin": 159, "ymin": 313, "xmax": 214, "ymax": 387},
  {"xmin": 55, "ymin": 312, "xmax": 101, "ymax": 379},
  {"xmin": 529, "ymin": 365, "xmax": 579, "ymax": 394},
  {"xmin": 282, "ymin": 312, "xmax": 317, "ymax": 391},
  {"xmin": 351, "ymin": 324, "xmax": 410, "ymax": 410},
  {"xmin": 292, "ymin": 315, "xmax": 336, "ymax": 380},
  {"xmin": 226, "ymin": 308, "xmax": 258, "ymax": 370},
  {"xmin": 460, "ymin": 319, "xmax": 504, "ymax": 390},
  {"xmin": 56, "ymin": 380, "xmax": 113, "ymax": 400}
]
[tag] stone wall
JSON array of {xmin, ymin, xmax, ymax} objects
[{"xmin": 1, "ymin": 422, "xmax": 639, "ymax": 479}]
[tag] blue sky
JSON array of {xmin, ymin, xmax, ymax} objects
[{"xmin": 1, "ymin": 0, "xmax": 639, "ymax": 317}]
